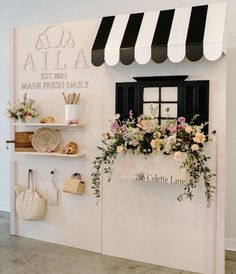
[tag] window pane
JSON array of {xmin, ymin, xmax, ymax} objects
[
  {"xmin": 143, "ymin": 87, "xmax": 159, "ymax": 101},
  {"xmin": 161, "ymin": 103, "xmax": 177, "ymax": 118},
  {"xmin": 161, "ymin": 87, "xmax": 178, "ymax": 101},
  {"xmin": 143, "ymin": 103, "xmax": 159, "ymax": 117}
]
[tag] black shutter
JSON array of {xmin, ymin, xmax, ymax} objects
[
  {"xmin": 115, "ymin": 82, "xmax": 140, "ymax": 120},
  {"xmin": 179, "ymin": 80, "xmax": 209, "ymax": 135},
  {"xmin": 196, "ymin": 81, "xmax": 209, "ymax": 135}
]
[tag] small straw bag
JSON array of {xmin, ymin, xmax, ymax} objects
[
  {"xmin": 16, "ymin": 169, "xmax": 46, "ymax": 220},
  {"xmin": 63, "ymin": 173, "xmax": 85, "ymax": 195}
]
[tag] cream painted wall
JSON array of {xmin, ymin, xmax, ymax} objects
[
  {"xmin": 225, "ymin": 0, "xmax": 236, "ymax": 251},
  {"xmin": 0, "ymin": 0, "xmax": 235, "ymax": 255}
]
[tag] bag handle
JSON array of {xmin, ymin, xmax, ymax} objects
[
  {"xmin": 71, "ymin": 173, "xmax": 81, "ymax": 180},
  {"xmin": 27, "ymin": 169, "xmax": 37, "ymax": 191}
]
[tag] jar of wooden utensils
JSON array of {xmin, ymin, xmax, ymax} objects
[{"xmin": 62, "ymin": 92, "xmax": 80, "ymax": 125}]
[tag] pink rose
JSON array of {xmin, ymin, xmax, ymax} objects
[
  {"xmin": 177, "ymin": 124, "xmax": 184, "ymax": 130},
  {"xmin": 177, "ymin": 117, "xmax": 186, "ymax": 123},
  {"xmin": 111, "ymin": 120, "xmax": 120, "ymax": 133},
  {"xmin": 168, "ymin": 124, "xmax": 177, "ymax": 133},
  {"xmin": 129, "ymin": 140, "xmax": 139, "ymax": 146},
  {"xmin": 66, "ymin": 119, "xmax": 78, "ymax": 125},
  {"xmin": 167, "ymin": 136, "xmax": 176, "ymax": 145}
]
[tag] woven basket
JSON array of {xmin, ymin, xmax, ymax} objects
[{"xmin": 31, "ymin": 128, "xmax": 60, "ymax": 152}]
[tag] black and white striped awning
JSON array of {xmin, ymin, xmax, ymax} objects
[{"xmin": 92, "ymin": 3, "xmax": 226, "ymax": 66}]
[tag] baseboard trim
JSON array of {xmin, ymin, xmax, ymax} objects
[
  {"xmin": 0, "ymin": 202, "xmax": 10, "ymax": 212},
  {"xmin": 225, "ymin": 238, "xmax": 236, "ymax": 251}
]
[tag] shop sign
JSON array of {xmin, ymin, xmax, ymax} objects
[
  {"xmin": 135, "ymin": 172, "xmax": 185, "ymax": 185},
  {"xmin": 19, "ymin": 25, "xmax": 90, "ymax": 91},
  {"xmin": 118, "ymin": 154, "xmax": 186, "ymax": 185}
]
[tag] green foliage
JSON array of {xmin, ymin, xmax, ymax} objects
[{"xmin": 91, "ymin": 113, "xmax": 215, "ymax": 207}]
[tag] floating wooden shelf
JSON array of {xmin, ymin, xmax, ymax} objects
[
  {"xmin": 13, "ymin": 123, "xmax": 85, "ymax": 127},
  {"xmin": 13, "ymin": 151, "xmax": 85, "ymax": 158}
]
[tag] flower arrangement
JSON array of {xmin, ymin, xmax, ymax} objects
[
  {"xmin": 7, "ymin": 93, "xmax": 39, "ymax": 122},
  {"xmin": 92, "ymin": 107, "xmax": 215, "ymax": 207}
]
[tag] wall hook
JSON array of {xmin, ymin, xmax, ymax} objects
[{"xmin": 50, "ymin": 169, "xmax": 56, "ymax": 175}]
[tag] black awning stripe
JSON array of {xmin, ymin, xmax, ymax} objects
[
  {"xmin": 186, "ymin": 5, "xmax": 208, "ymax": 62},
  {"xmin": 120, "ymin": 13, "xmax": 144, "ymax": 65},
  {"xmin": 151, "ymin": 9, "xmax": 175, "ymax": 63},
  {"xmin": 91, "ymin": 16, "xmax": 115, "ymax": 66}
]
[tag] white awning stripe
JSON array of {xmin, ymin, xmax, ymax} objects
[
  {"xmin": 203, "ymin": 2, "xmax": 227, "ymax": 61},
  {"xmin": 104, "ymin": 14, "xmax": 130, "ymax": 66},
  {"xmin": 167, "ymin": 7, "xmax": 192, "ymax": 63},
  {"xmin": 135, "ymin": 11, "xmax": 160, "ymax": 65}
]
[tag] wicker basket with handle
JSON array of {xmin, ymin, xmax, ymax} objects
[{"xmin": 30, "ymin": 128, "xmax": 60, "ymax": 153}]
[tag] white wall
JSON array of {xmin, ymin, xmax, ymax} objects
[
  {"xmin": 101, "ymin": 59, "xmax": 225, "ymax": 273},
  {"xmin": 225, "ymin": 0, "xmax": 236, "ymax": 251},
  {"xmin": 0, "ymin": 0, "xmax": 235, "ymax": 257}
]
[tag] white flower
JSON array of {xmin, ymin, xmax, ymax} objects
[
  {"xmin": 174, "ymin": 151, "xmax": 182, "ymax": 160},
  {"xmin": 191, "ymin": 144, "xmax": 199, "ymax": 151},
  {"xmin": 116, "ymin": 145, "xmax": 124, "ymax": 153},
  {"xmin": 167, "ymin": 136, "xmax": 176, "ymax": 145},
  {"xmin": 114, "ymin": 114, "xmax": 120, "ymax": 120},
  {"xmin": 153, "ymin": 132, "xmax": 161, "ymax": 139},
  {"xmin": 165, "ymin": 145, "xmax": 171, "ymax": 154},
  {"xmin": 185, "ymin": 126, "xmax": 193, "ymax": 134},
  {"xmin": 24, "ymin": 115, "xmax": 32, "ymax": 122},
  {"xmin": 193, "ymin": 132, "xmax": 206, "ymax": 144}
]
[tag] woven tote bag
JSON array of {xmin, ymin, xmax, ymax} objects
[
  {"xmin": 63, "ymin": 173, "xmax": 85, "ymax": 195},
  {"xmin": 16, "ymin": 169, "xmax": 46, "ymax": 220}
]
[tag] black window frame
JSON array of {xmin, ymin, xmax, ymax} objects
[
  {"xmin": 139, "ymin": 80, "xmax": 184, "ymax": 125},
  {"xmin": 115, "ymin": 76, "xmax": 209, "ymax": 135}
]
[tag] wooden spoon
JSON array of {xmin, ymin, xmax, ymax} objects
[
  {"xmin": 75, "ymin": 93, "xmax": 81, "ymax": 104},
  {"xmin": 72, "ymin": 93, "xmax": 77, "ymax": 104},
  {"xmin": 67, "ymin": 94, "xmax": 73, "ymax": 104},
  {"xmin": 62, "ymin": 92, "xmax": 68, "ymax": 104}
]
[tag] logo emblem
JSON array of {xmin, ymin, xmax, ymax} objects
[{"xmin": 35, "ymin": 25, "xmax": 74, "ymax": 50}]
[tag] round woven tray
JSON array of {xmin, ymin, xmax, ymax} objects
[{"xmin": 31, "ymin": 128, "xmax": 60, "ymax": 152}]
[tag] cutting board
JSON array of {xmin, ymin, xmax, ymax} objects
[{"xmin": 8, "ymin": 132, "xmax": 35, "ymax": 152}]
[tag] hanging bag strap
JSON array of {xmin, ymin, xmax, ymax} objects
[
  {"xmin": 27, "ymin": 169, "xmax": 37, "ymax": 191},
  {"xmin": 51, "ymin": 170, "xmax": 56, "ymax": 186}
]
